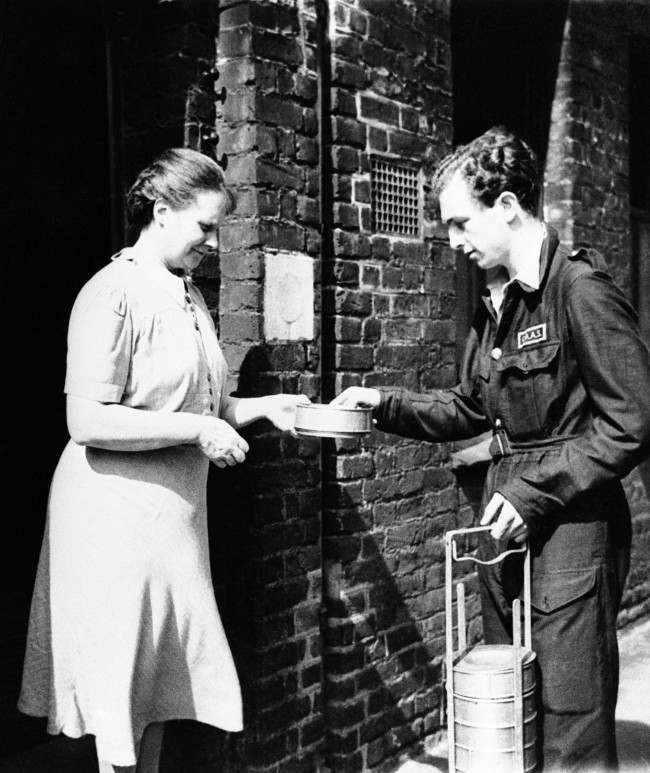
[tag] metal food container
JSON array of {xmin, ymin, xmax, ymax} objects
[
  {"xmin": 454, "ymin": 684, "xmax": 537, "ymax": 724},
  {"xmin": 454, "ymin": 741, "xmax": 537, "ymax": 773},
  {"xmin": 294, "ymin": 403, "xmax": 373, "ymax": 438},
  {"xmin": 445, "ymin": 526, "xmax": 537, "ymax": 773},
  {"xmin": 453, "ymin": 645, "xmax": 537, "ymax": 700}
]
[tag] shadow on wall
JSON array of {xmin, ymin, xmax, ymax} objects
[
  {"xmin": 164, "ymin": 344, "xmax": 320, "ymax": 772},
  {"xmin": 322, "ymin": 441, "xmax": 489, "ymax": 770}
]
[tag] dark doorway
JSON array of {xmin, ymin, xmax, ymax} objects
[
  {"xmin": 0, "ymin": 0, "xmax": 114, "ymax": 754},
  {"xmin": 450, "ymin": 0, "xmax": 568, "ymax": 167}
]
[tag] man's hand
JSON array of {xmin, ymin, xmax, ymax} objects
[
  {"xmin": 480, "ymin": 492, "xmax": 528, "ymax": 543},
  {"xmin": 330, "ymin": 387, "xmax": 381, "ymax": 409}
]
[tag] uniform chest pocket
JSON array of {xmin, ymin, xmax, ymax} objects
[{"xmin": 496, "ymin": 340, "xmax": 561, "ymax": 436}]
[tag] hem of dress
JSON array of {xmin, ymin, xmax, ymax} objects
[{"xmin": 18, "ymin": 700, "xmax": 244, "ymax": 767}]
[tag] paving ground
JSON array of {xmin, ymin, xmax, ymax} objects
[
  {"xmin": 615, "ymin": 617, "xmax": 650, "ymax": 773},
  {"xmin": 0, "ymin": 620, "xmax": 648, "ymax": 772}
]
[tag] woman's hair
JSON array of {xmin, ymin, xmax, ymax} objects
[
  {"xmin": 126, "ymin": 147, "xmax": 236, "ymax": 230},
  {"xmin": 428, "ymin": 127, "xmax": 540, "ymax": 215}
]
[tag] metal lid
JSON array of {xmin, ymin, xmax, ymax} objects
[{"xmin": 455, "ymin": 644, "xmax": 535, "ymax": 674}]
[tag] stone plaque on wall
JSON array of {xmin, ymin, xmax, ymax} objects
[{"xmin": 263, "ymin": 252, "xmax": 314, "ymax": 341}]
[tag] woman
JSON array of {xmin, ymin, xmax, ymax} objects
[{"xmin": 18, "ymin": 148, "xmax": 306, "ymax": 772}]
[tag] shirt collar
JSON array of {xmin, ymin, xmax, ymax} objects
[{"xmin": 508, "ymin": 222, "xmax": 548, "ymax": 293}]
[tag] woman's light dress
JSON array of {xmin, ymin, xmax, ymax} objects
[{"xmin": 19, "ymin": 251, "xmax": 242, "ymax": 766}]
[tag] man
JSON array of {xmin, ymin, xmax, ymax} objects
[{"xmin": 333, "ymin": 127, "xmax": 650, "ymax": 770}]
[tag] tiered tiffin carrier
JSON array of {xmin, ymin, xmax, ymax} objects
[{"xmin": 445, "ymin": 526, "xmax": 537, "ymax": 773}]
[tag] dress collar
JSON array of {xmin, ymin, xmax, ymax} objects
[{"xmin": 111, "ymin": 247, "xmax": 191, "ymax": 304}]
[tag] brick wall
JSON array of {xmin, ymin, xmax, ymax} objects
[
  {"xmin": 203, "ymin": 1, "xmax": 324, "ymax": 771},
  {"xmin": 543, "ymin": 0, "xmax": 650, "ymax": 628},
  {"xmin": 320, "ymin": 2, "xmax": 482, "ymax": 770}
]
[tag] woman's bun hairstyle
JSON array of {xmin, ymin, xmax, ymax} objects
[{"xmin": 126, "ymin": 148, "xmax": 235, "ymax": 231}]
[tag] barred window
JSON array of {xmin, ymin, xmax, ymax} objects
[{"xmin": 371, "ymin": 156, "xmax": 420, "ymax": 237}]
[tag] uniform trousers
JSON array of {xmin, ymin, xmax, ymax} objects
[{"xmin": 477, "ymin": 448, "xmax": 631, "ymax": 772}]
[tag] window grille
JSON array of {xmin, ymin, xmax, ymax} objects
[{"xmin": 371, "ymin": 156, "xmax": 420, "ymax": 237}]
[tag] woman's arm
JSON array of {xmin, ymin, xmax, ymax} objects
[
  {"xmin": 220, "ymin": 394, "xmax": 310, "ymax": 432},
  {"xmin": 67, "ymin": 395, "xmax": 249, "ymax": 467}
]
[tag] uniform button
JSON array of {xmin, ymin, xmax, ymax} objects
[{"xmin": 491, "ymin": 347, "xmax": 502, "ymax": 361}]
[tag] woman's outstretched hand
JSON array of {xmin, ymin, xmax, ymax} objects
[
  {"xmin": 264, "ymin": 394, "xmax": 312, "ymax": 433},
  {"xmin": 196, "ymin": 417, "xmax": 250, "ymax": 468},
  {"xmin": 329, "ymin": 387, "xmax": 381, "ymax": 409}
]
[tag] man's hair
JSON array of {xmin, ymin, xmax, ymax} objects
[{"xmin": 428, "ymin": 127, "xmax": 540, "ymax": 215}]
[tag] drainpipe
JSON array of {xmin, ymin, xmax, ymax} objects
[{"xmin": 315, "ymin": 0, "xmax": 334, "ymax": 766}]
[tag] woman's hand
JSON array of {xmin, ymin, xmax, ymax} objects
[
  {"xmin": 263, "ymin": 394, "xmax": 312, "ymax": 433},
  {"xmin": 330, "ymin": 387, "xmax": 381, "ymax": 409},
  {"xmin": 196, "ymin": 416, "xmax": 250, "ymax": 468}
]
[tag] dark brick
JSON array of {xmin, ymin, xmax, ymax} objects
[
  {"xmin": 334, "ymin": 202, "xmax": 360, "ymax": 229},
  {"xmin": 251, "ymin": 27, "xmax": 301, "ymax": 66},
  {"xmin": 323, "ymin": 260, "xmax": 359, "ymax": 285},
  {"xmin": 401, "ymin": 106, "xmax": 420, "ymax": 133},
  {"xmin": 360, "ymin": 96, "xmax": 399, "ymax": 126},
  {"xmin": 349, "ymin": 9, "xmax": 368, "ymax": 35},
  {"xmin": 388, "ymin": 130, "xmax": 428, "ymax": 157},
  {"xmin": 333, "ymin": 58, "xmax": 367, "ymax": 89},
  {"xmin": 354, "ymin": 180, "xmax": 371, "ymax": 203},
  {"xmin": 332, "ymin": 145, "xmax": 360, "ymax": 173},
  {"xmin": 368, "ymin": 126, "xmax": 388, "ymax": 152},
  {"xmin": 297, "ymin": 136, "xmax": 319, "ymax": 164},
  {"xmin": 297, "ymin": 195, "xmax": 320, "ymax": 226},
  {"xmin": 333, "ymin": 116, "xmax": 367, "ymax": 148},
  {"xmin": 334, "ymin": 316, "xmax": 362, "ymax": 342},
  {"xmin": 361, "ymin": 266, "xmax": 380, "ymax": 288},
  {"xmin": 331, "ymin": 288, "xmax": 372, "ymax": 316},
  {"xmin": 295, "ymin": 73, "xmax": 318, "ymax": 103},
  {"xmin": 332, "ymin": 87, "xmax": 357, "ymax": 116},
  {"xmin": 335, "ymin": 344, "xmax": 374, "ymax": 370},
  {"xmin": 256, "ymin": 94, "xmax": 303, "ymax": 128},
  {"xmin": 258, "ymin": 221, "xmax": 304, "ymax": 251}
]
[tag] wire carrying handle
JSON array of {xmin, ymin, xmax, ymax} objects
[{"xmin": 450, "ymin": 524, "xmax": 527, "ymax": 565}]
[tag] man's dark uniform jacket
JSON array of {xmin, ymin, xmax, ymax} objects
[{"xmin": 374, "ymin": 227, "xmax": 650, "ymax": 770}]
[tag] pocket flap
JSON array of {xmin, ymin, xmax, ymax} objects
[
  {"xmin": 496, "ymin": 340, "xmax": 560, "ymax": 374},
  {"xmin": 530, "ymin": 568, "xmax": 596, "ymax": 613}
]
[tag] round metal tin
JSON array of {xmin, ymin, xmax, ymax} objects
[{"xmin": 294, "ymin": 403, "xmax": 373, "ymax": 438}]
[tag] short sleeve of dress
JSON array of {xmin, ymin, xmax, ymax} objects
[{"xmin": 64, "ymin": 273, "xmax": 132, "ymax": 403}]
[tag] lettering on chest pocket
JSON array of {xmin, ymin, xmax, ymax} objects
[{"xmin": 496, "ymin": 340, "xmax": 561, "ymax": 433}]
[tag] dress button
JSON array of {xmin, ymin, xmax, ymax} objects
[
  {"xmin": 209, "ymin": 402, "xmax": 214, "ymax": 411},
  {"xmin": 206, "ymin": 372, "xmax": 211, "ymax": 382},
  {"xmin": 185, "ymin": 294, "xmax": 192, "ymax": 303},
  {"xmin": 491, "ymin": 347, "xmax": 502, "ymax": 361},
  {"xmin": 194, "ymin": 321, "xmax": 200, "ymax": 331}
]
